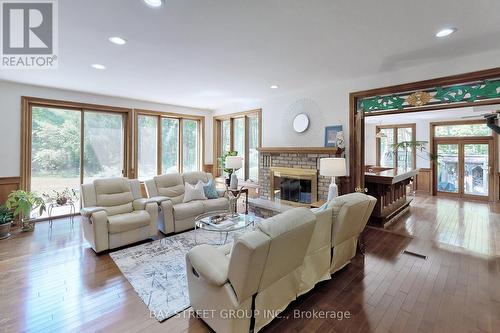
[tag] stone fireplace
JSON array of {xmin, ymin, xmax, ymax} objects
[
  {"xmin": 257, "ymin": 147, "xmax": 343, "ymax": 205},
  {"xmin": 269, "ymin": 167, "xmax": 317, "ymax": 206}
]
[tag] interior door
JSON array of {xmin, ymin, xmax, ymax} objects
[{"xmin": 435, "ymin": 140, "xmax": 493, "ymax": 200}]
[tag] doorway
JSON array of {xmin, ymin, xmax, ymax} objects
[{"xmin": 432, "ymin": 120, "xmax": 495, "ymax": 201}]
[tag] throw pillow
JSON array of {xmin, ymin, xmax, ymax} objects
[
  {"xmin": 203, "ymin": 179, "xmax": 219, "ymax": 199},
  {"xmin": 183, "ymin": 181, "xmax": 207, "ymax": 203}
]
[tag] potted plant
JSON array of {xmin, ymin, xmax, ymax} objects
[
  {"xmin": 42, "ymin": 188, "xmax": 77, "ymax": 206},
  {"xmin": 0, "ymin": 205, "xmax": 14, "ymax": 239},
  {"xmin": 218, "ymin": 151, "xmax": 238, "ymax": 186},
  {"xmin": 6, "ymin": 190, "xmax": 46, "ymax": 232}
]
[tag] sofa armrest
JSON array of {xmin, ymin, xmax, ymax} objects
[
  {"xmin": 187, "ymin": 244, "xmax": 229, "ymax": 286},
  {"xmin": 148, "ymin": 196, "xmax": 171, "ymax": 204},
  {"xmin": 133, "ymin": 198, "xmax": 156, "ymax": 211},
  {"xmin": 80, "ymin": 206, "xmax": 106, "ymax": 218}
]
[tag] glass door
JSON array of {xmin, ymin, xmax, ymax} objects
[
  {"xmin": 436, "ymin": 143, "xmax": 460, "ymax": 195},
  {"xmin": 463, "ymin": 142, "xmax": 490, "ymax": 198},
  {"xmin": 435, "ymin": 140, "xmax": 492, "ymax": 200}
]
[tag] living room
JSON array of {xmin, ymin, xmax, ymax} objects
[{"xmin": 1, "ymin": 1, "xmax": 500, "ymax": 332}]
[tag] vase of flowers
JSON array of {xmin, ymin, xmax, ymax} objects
[{"xmin": 6, "ymin": 190, "xmax": 46, "ymax": 232}]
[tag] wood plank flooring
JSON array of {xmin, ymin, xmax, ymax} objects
[{"xmin": 0, "ymin": 194, "xmax": 499, "ymax": 332}]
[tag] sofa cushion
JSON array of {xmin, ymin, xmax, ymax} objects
[
  {"xmin": 173, "ymin": 201, "xmax": 205, "ymax": 220},
  {"xmin": 107, "ymin": 211, "xmax": 150, "ymax": 234},
  {"xmin": 183, "ymin": 181, "xmax": 207, "ymax": 203},
  {"xmin": 154, "ymin": 174, "xmax": 185, "ymax": 204},
  {"xmin": 203, "ymin": 179, "xmax": 219, "ymax": 199},
  {"xmin": 94, "ymin": 178, "xmax": 134, "ymax": 215},
  {"xmin": 202, "ymin": 197, "xmax": 229, "ymax": 212}
]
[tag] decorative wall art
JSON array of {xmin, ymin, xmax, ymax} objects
[{"xmin": 324, "ymin": 125, "xmax": 343, "ymax": 147}]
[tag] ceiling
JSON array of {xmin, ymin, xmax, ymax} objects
[{"xmin": 1, "ymin": 0, "xmax": 500, "ymax": 110}]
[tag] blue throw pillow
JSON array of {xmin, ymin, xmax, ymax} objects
[{"xmin": 203, "ymin": 179, "xmax": 219, "ymax": 199}]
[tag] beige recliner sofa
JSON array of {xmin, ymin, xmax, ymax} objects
[
  {"xmin": 80, "ymin": 177, "xmax": 158, "ymax": 253},
  {"xmin": 186, "ymin": 193, "xmax": 376, "ymax": 332},
  {"xmin": 144, "ymin": 171, "xmax": 229, "ymax": 234},
  {"xmin": 186, "ymin": 208, "xmax": 316, "ymax": 333}
]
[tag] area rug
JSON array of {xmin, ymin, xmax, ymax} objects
[{"xmin": 109, "ymin": 229, "xmax": 241, "ymax": 322}]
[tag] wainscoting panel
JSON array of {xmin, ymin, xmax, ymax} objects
[
  {"xmin": 0, "ymin": 177, "xmax": 21, "ymax": 204},
  {"xmin": 416, "ymin": 168, "xmax": 431, "ymax": 194}
]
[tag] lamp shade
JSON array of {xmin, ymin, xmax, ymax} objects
[
  {"xmin": 225, "ymin": 156, "xmax": 243, "ymax": 169},
  {"xmin": 319, "ymin": 158, "xmax": 346, "ymax": 177}
]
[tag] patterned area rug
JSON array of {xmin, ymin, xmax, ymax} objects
[{"xmin": 110, "ymin": 229, "xmax": 240, "ymax": 322}]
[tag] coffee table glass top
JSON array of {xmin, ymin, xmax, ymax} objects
[{"xmin": 195, "ymin": 211, "xmax": 261, "ymax": 232}]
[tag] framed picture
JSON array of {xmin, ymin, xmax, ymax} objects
[{"xmin": 324, "ymin": 125, "xmax": 343, "ymax": 147}]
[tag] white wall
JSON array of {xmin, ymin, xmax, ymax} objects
[
  {"xmin": 0, "ymin": 80, "xmax": 213, "ymax": 177},
  {"xmin": 214, "ymin": 49, "xmax": 500, "ymax": 175}
]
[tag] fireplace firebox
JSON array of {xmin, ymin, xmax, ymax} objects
[{"xmin": 269, "ymin": 167, "xmax": 317, "ymax": 206}]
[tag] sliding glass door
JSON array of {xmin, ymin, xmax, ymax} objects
[{"xmin": 30, "ymin": 106, "xmax": 127, "ymax": 217}]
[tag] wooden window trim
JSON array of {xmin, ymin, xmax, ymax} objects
[
  {"xmin": 134, "ymin": 109, "xmax": 205, "ymax": 178},
  {"xmin": 213, "ymin": 109, "xmax": 262, "ymax": 179},
  {"xmin": 375, "ymin": 123, "xmax": 416, "ymax": 169},
  {"xmin": 21, "ymin": 96, "xmax": 133, "ymax": 191}
]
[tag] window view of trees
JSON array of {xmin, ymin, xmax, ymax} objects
[
  {"xmin": 138, "ymin": 115, "xmax": 158, "ymax": 180},
  {"xmin": 182, "ymin": 119, "xmax": 199, "ymax": 172},
  {"xmin": 31, "ymin": 106, "xmax": 126, "ymax": 216},
  {"xmin": 31, "ymin": 107, "xmax": 81, "ymax": 209},
  {"xmin": 378, "ymin": 125, "xmax": 414, "ymax": 168},
  {"xmin": 435, "ymin": 123, "xmax": 491, "ymax": 137},
  {"xmin": 215, "ymin": 111, "xmax": 261, "ymax": 182},
  {"xmin": 162, "ymin": 118, "xmax": 179, "ymax": 174},
  {"xmin": 137, "ymin": 114, "xmax": 201, "ymax": 176}
]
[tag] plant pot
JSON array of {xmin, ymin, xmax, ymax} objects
[
  {"xmin": 21, "ymin": 218, "xmax": 36, "ymax": 232},
  {"xmin": 0, "ymin": 222, "xmax": 12, "ymax": 239}
]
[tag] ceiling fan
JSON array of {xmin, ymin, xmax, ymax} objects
[{"xmin": 461, "ymin": 111, "xmax": 500, "ymax": 134}]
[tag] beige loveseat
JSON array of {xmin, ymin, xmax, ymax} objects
[
  {"xmin": 144, "ymin": 172, "xmax": 229, "ymax": 234},
  {"xmin": 80, "ymin": 177, "xmax": 158, "ymax": 253},
  {"xmin": 186, "ymin": 193, "xmax": 376, "ymax": 332}
]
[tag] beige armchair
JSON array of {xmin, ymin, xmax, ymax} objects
[
  {"xmin": 144, "ymin": 172, "xmax": 228, "ymax": 234},
  {"xmin": 327, "ymin": 193, "xmax": 376, "ymax": 273},
  {"xmin": 80, "ymin": 177, "xmax": 158, "ymax": 253},
  {"xmin": 186, "ymin": 208, "xmax": 316, "ymax": 333}
]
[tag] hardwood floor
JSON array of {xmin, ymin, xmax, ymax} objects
[{"xmin": 0, "ymin": 195, "xmax": 499, "ymax": 332}]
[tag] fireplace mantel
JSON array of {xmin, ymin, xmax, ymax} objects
[{"xmin": 257, "ymin": 147, "xmax": 343, "ymax": 155}]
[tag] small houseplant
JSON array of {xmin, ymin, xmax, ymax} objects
[
  {"xmin": 42, "ymin": 188, "xmax": 77, "ymax": 206},
  {"xmin": 218, "ymin": 151, "xmax": 238, "ymax": 186},
  {"xmin": 0, "ymin": 205, "xmax": 14, "ymax": 239},
  {"xmin": 6, "ymin": 190, "xmax": 46, "ymax": 232}
]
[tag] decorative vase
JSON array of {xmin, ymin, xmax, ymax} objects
[
  {"xmin": 56, "ymin": 197, "xmax": 68, "ymax": 205},
  {"xmin": 0, "ymin": 222, "xmax": 12, "ymax": 239},
  {"xmin": 21, "ymin": 218, "xmax": 36, "ymax": 232}
]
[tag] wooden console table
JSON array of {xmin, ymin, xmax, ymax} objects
[{"xmin": 365, "ymin": 166, "xmax": 418, "ymax": 227}]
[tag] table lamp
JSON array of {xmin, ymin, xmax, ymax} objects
[
  {"xmin": 320, "ymin": 157, "xmax": 346, "ymax": 201},
  {"xmin": 225, "ymin": 156, "xmax": 243, "ymax": 189}
]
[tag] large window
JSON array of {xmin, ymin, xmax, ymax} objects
[
  {"xmin": 25, "ymin": 100, "xmax": 129, "ymax": 218},
  {"xmin": 136, "ymin": 111, "xmax": 203, "ymax": 180},
  {"xmin": 376, "ymin": 124, "xmax": 416, "ymax": 169},
  {"xmin": 214, "ymin": 110, "xmax": 261, "ymax": 182}
]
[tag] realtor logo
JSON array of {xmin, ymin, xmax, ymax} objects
[{"xmin": 1, "ymin": 0, "xmax": 58, "ymax": 69}]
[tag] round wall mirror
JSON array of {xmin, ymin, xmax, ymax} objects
[{"xmin": 293, "ymin": 113, "xmax": 309, "ymax": 133}]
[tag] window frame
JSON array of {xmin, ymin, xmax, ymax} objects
[
  {"xmin": 375, "ymin": 123, "xmax": 416, "ymax": 169},
  {"xmin": 213, "ymin": 109, "xmax": 262, "ymax": 181},
  {"xmin": 134, "ymin": 109, "xmax": 204, "ymax": 178},
  {"xmin": 21, "ymin": 96, "xmax": 132, "ymax": 192}
]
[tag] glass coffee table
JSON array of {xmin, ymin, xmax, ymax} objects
[{"xmin": 194, "ymin": 211, "xmax": 261, "ymax": 245}]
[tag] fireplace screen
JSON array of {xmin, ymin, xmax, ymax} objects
[{"xmin": 278, "ymin": 177, "xmax": 312, "ymax": 203}]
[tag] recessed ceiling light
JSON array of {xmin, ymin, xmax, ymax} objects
[
  {"xmin": 435, "ymin": 28, "xmax": 457, "ymax": 38},
  {"xmin": 143, "ymin": 0, "xmax": 162, "ymax": 7},
  {"xmin": 270, "ymin": 85, "xmax": 279, "ymax": 89},
  {"xmin": 91, "ymin": 64, "xmax": 106, "ymax": 70},
  {"xmin": 108, "ymin": 36, "xmax": 126, "ymax": 45}
]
